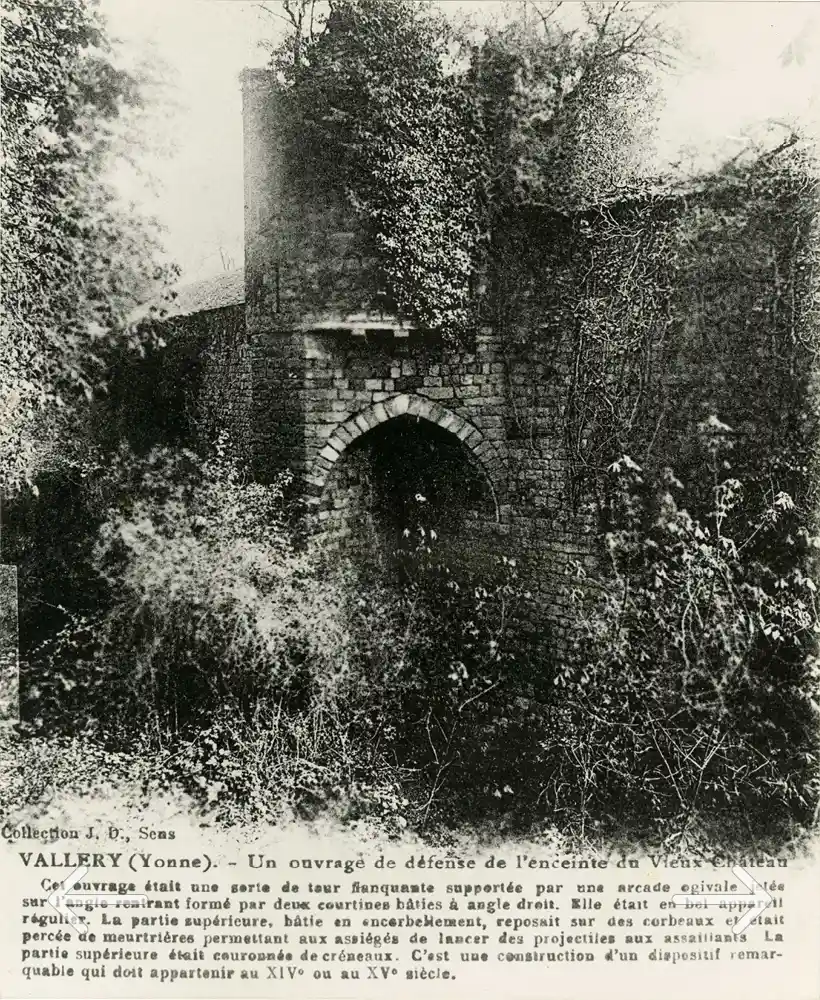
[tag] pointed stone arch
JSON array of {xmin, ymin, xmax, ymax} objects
[{"xmin": 311, "ymin": 393, "xmax": 506, "ymax": 520}]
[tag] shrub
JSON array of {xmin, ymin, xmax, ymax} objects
[
  {"xmin": 0, "ymin": 726, "xmax": 145, "ymax": 822},
  {"xmin": 25, "ymin": 429, "xmax": 818, "ymax": 849},
  {"xmin": 547, "ymin": 434, "xmax": 820, "ymax": 850},
  {"xmin": 26, "ymin": 440, "xmax": 533, "ymax": 835},
  {"xmin": 29, "ymin": 439, "xmax": 346, "ymax": 732},
  {"xmin": 336, "ymin": 535, "xmax": 537, "ymax": 831}
]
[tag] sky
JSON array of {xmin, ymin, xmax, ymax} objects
[{"xmin": 101, "ymin": 0, "xmax": 820, "ymax": 284}]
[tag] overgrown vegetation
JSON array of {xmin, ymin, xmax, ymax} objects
[
  {"xmin": 267, "ymin": 0, "xmax": 677, "ymax": 342},
  {"xmin": 6, "ymin": 430, "xmax": 816, "ymax": 851},
  {"xmin": 560, "ymin": 147, "xmax": 820, "ymax": 509},
  {"xmin": 558, "ymin": 443, "xmax": 819, "ymax": 848},
  {"xmin": 14, "ymin": 442, "xmax": 533, "ymax": 838},
  {"xmin": 1, "ymin": 0, "xmax": 175, "ymax": 491}
]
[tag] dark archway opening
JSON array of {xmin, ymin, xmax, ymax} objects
[
  {"xmin": 320, "ymin": 415, "xmax": 496, "ymax": 572},
  {"xmin": 317, "ymin": 416, "xmax": 539, "ymax": 834}
]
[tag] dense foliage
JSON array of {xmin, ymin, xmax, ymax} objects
[
  {"xmin": 275, "ymin": 0, "xmax": 485, "ymax": 338},
  {"xmin": 561, "ymin": 148, "xmax": 820, "ymax": 512},
  {"xmin": 4, "ymin": 0, "xmax": 818, "ymax": 853},
  {"xmin": 22, "ymin": 443, "xmax": 533, "ymax": 835},
  {"xmin": 556, "ymin": 446, "xmax": 819, "ymax": 847},
  {"xmin": 1, "ymin": 0, "xmax": 173, "ymax": 491},
  {"xmin": 271, "ymin": 0, "xmax": 675, "ymax": 342},
  {"xmin": 13, "ymin": 433, "xmax": 816, "ymax": 848}
]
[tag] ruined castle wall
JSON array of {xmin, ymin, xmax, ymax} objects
[
  {"xmin": 241, "ymin": 326, "xmax": 596, "ymax": 656},
  {"xmin": 237, "ymin": 67, "xmax": 819, "ymax": 667},
  {"xmin": 238, "ymin": 70, "xmax": 608, "ymax": 659},
  {"xmin": 192, "ymin": 304, "xmax": 254, "ymax": 454},
  {"xmin": 98, "ymin": 302, "xmax": 247, "ymax": 456}
]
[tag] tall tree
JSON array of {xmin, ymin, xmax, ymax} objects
[
  {"xmin": 474, "ymin": 1, "xmax": 680, "ymax": 212},
  {"xmin": 1, "ymin": 0, "xmax": 173, "ymax": 493}
]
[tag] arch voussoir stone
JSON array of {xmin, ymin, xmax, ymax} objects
[
  {"xmin": 384, "ymin": 394, "xmax": 411, "ymax": 418},
  {"xmin": 372, "ymin": 401, "xmax": 390, "ymax": 424},
  {"xmin": 435, "ymin": 410, "xmax": 457, "ymax": 432},
  {"xmin": 353, "ymin": 412, "xmax": 371, "ymax": 435},
  {"xmin": 319, "ymin": 443, "xmax": 341, "ymax": 464},
  {"xmin": 333, "ymin": 424, "xmax": 355, "ymax": 447},
  {"xmin": 407, "ymin": 395, "xmax": 426, "ymax": 418},
  {"xmin": 424, "ymin": 402, "xmax": 449, "ymax": 427}
]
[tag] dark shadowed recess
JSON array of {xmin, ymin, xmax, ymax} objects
[{"xmin": 321, "ymin": 414, "xmax": 497, "ymax": 572}]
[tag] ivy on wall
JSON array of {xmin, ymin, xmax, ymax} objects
[
  {"xmin": 269, "ymin": 0, "xmax": 675, "ymax": 344},
  {"xmin": 563, "ymin": 154, "xmax": 819, "ymax": 518},
  {"xmin": 275, "ymin": 0, "xmax": 486, "ymax": 340}
]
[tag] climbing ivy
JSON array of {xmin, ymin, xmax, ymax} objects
[
  {"xmin": 560, "ymin": 150, "xmax": 820, "ymax": 517},
  {"xmin": 268, "ymin": 0, "xmax": 675, "ymax": 344},
  {"xmin": 267, "ymin": 1, "xmax": 819, "ymax": 525},
  {"xmin": 275, "ymin": 0, "xmax": 487, "ymax": 341}
]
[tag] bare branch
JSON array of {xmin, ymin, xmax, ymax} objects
[
  {"xmin": 580, "ymin": 1, "xmax": 678, "ymax": 72},
  {"xmin": 255, "ymin": 1, "xmax": 295, "ymax": 28},
  {"xmin": 753, "ymin": 131, "xmax": 801, "ymax": 170},
  {"xmin": 281, "ymin": 0, "xmax": 302, "ymax": 32},
  {"xmin": 525, "ymin": 0, "xmax": 563, "ymax": 35}
]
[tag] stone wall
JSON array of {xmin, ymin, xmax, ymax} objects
[
  {"xmin": 236, "ymin": 69, "xmax": 616, "ymax": 659},
  {"xmin": 159, "ymin": 68, "xmax": 815, "ymax": 669},
  {"xmin": 101, "ymin": 300, "xmax": 247, "ymax": 456}
]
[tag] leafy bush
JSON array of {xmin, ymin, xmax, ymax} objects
[
  {"xmin": 23, "ymin": 427, "xmax": 818, "ymax": 850},
  {"xmin": 546, "ymin": 432, "xmax": 820, "ymax": 850},
  {"xmin": 161, "ymin": 701, "xmax": 409, "ymax": 833},
  {"xmin": 339, "ymin": 538, "xmax": 536, "ymax": 831},
  {"xmin": 25, "ymin": 440, "xmax": 532, "ymax": 835},
  {"xmin": 2, "ymin": 0, "xmax": 175, "ymax": 490},
  {"xmin": 30, "ymin": 439, "xmax": 347, "ymax": 732},
  {"xmin": 0, "ymin": 726, "xmax": 146, "ymax": 823},
  {"xmin": 151, "ymin": 528, "xmax": 536, "ymax": 834}
]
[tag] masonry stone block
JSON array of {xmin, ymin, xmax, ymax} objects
[
  {"xmin": 437, "ymin": 410, "xmax": 457, "ymax": 432},
  {"xmin": 424, "ymin": 386, "xmax": 455, "ymax": 400},
  {"xmin": 353, "ymin": 412, "xmax": 371, "ymax": 434},
  {"xmin": 425, "ymin": 402, "xmax": 448, "ymax": 426},
  {"xmin": 382, "ymin": 395, "xmax": 401, "ymax": 418}
]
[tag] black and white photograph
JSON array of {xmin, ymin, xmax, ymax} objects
[{"xmin": 1, "ymin": 1, "xmax": 819, "ymax": 997}]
